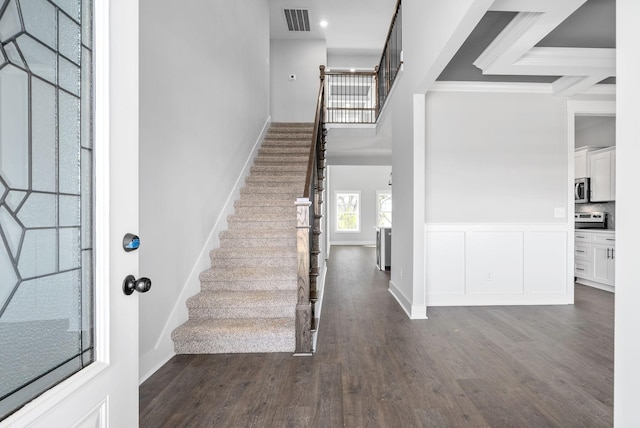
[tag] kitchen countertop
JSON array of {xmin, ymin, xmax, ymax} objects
[{"xmin": 575, "ymin": 229, "xmax": 615, "ymax": 234}]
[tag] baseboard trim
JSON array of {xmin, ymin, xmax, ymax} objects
[
  {"xmin": 331, "ymin": 241, "xmax": 376, "ymax": 246},
  {"xmin": 138, "ymin": 116, "xmax": 271, "ymax": 384},
  {"xmin": 388, "ymin": 280, "xmax": 428, "ymax": 320}
]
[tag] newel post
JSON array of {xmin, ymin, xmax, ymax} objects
[{"xmin": 295, "ymin": 197, "xmax": 312, "ymax": 354}]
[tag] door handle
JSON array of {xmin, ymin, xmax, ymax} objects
[{"xmin": 122, "ymin": 275, "xmax": 152, "ymax": 295}]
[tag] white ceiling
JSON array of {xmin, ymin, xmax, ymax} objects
[{"xmin": 268, "ymin": 0, "xmax": 397, "ymax": 55}]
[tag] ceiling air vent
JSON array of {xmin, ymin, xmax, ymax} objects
[{"xmin": 283, "ymin": 9, "xmax": 310, "ymax": 32}]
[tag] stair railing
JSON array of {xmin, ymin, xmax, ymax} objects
[
  {"xmin": 322, "ymin": 0, "xmax": 402, "ymax": 124},
  {"xmin": 376, "ymin": 0, "xmax": 402, "ymax": 118},
  {"xmin": 295, "ymin": 65, "xmax": 326, "ymax": 354}
]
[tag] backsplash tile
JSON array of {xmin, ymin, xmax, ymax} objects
[{"xmin": 576, "ymin": 201, "xmax": 615, "ymax": 230}]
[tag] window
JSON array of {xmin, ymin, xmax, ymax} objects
[
  {"xmin": 377, "ymin": 191, "xmax": 392, "ymax": 227},
  {"xmin": 336, "ymin": 191, "xmax": 360, "ymax": 232}
]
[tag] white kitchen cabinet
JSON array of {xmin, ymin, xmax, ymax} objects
[
  {"xmin": 574, "ymin": 146, "xmax": 604, "ymax": 179},
  {"xmin": 592, "ymin": 244, "xmax": 615, "ymax": 285},
  {"xmin": 575, "ymin": 148, "xmax": 589, "ymax": 178},
  {"xmin": 589, "ymin": 147, "xmax": 616, "ymax": 201},
  {"xmin": 574, "ymin": 231, "xmax": 615, "ymax": 290}
]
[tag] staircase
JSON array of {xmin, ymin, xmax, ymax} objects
[{"xmin": 171, "ymin": 122, "xmax": 314, "ymax": 354}]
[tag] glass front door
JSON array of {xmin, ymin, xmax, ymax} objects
[{"xmin": 0, "ymin": 0, "xmax": 93, "ymax": 419}]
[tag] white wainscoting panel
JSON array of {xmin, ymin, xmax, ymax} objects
[
  {"xmin": 524, "ymin": 232, "xmax": 567, "ymax": 294},
  {"xmin": 425, "ymin": 232, "xmax": 465, "ymax": 295},
  {"xmin": 425, "ymin": 224, "xmax": 571, "ymax": 306},
  {"xmin": 466, "ymin": 232, "xmax": 524, "ymax": 295}
]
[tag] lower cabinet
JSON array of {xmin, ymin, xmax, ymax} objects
[{"xmin": 575, "ymin": 231, "xmax": 615, "ymax": 289}]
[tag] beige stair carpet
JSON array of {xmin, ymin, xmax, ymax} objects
[{"xmin": 171, "ymin": 122, "xmax": 313, "ymax": 354}]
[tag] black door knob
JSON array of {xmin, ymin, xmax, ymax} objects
[{"xmin": 123, "ymin": 275, "xmax": 152, "ymax": 295}]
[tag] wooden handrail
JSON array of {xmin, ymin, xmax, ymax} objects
[{"xmin": 303, "ymin": 65, "xmax": 326, "ymax": 198}]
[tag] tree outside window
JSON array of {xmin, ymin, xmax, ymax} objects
[
  {"xmin": 336, "ymin": 191, "xmax": 360, "ymax": 232},
  {"xmin": 377, "ymin": 191, "xmax": 392, "ymax": 227}
]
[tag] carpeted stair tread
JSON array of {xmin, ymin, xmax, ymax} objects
[
  {"xmin": 199, "ymin": 266, "xmax": 297, "ymax": 283},
  {"xmin": 211, "ymin": 247, "xmax": 296, "ymax": 259},
  {"xmin": 187, "ymin": 290, "xmax": 297, "ymax": 314},
  {"xmin": 171, "ymin": 318, "xmax": 295, "ymax": 354}
]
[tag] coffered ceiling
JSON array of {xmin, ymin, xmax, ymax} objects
[{"xmin": 270, "ymin": 0, "xmax": 615, "ymax": 95}]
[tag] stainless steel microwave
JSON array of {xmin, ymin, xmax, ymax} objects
[{"xmin": 575, "ymin": 177, "xmax": 589, "ymax": 203}]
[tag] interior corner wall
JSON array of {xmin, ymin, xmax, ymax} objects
[
  {"xmin": 270, "ymin": 39, "xmax": 327, "ymax": 123},
  {"xmin": 328, "ymin": 165, "xmax": 392, "ymax": 245},
  {"xmin": 425, "ymin": 91, "xmax": 568, "ymax": 223},
  {"xmin": 386, "ymin": 0, "xmax": 488, "ymax": 317},
  {"xmin": 138, "ymin": 0, "xmax": 270, "ymax": 378}
]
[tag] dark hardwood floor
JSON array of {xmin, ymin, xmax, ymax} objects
[{"xmin": 139, "ymin": 246, "xmax": 613, "ymax": 427}]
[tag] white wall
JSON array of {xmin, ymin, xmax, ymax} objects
[
  {"xmin": 615, "ymin": 0, "xmax": 640, "ymax": 424},
  {"xmin": 327, "ymin": 52, "xmax": 379, "ymax": 70},
  {"xmin": 423, "ymin": 89, "xmax": 570, "ymax": 306},
  {"xmin": 328, "ymin": 165, "xmax": 392, "ymax": 245},
  {"xmin": 270, "ymin": 39, "xmax": 327, "ymax": 122},
  {"xmin": 138, "ymin": 0, "xmax": 270, "ymax": 381},
  {"xmin": 385, "ymin": 0, "xmax": 492, "ymax": 318},
  {"xmin": 425, "ymin": 90, "xmax": 567, "ymax": 223},
  {"xmin": 575, "ymin": 116, "xmax": 615, "ymax": 148}
]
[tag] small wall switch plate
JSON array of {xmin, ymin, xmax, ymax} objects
[
  {"xmin": 554, "ymin": 207, "xmax": 566, "ymax": 218},
  {"xmin": 289, "ymin": 74, "xmax": 296, "ymax": 80}
]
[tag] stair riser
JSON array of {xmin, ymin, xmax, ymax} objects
[
  {"xmin": 228, "ymin": 212, "xmax": 297, "ymax": 222},
  {"xmin": 233, "ymin": 205, "xmax": 296, "ymax": 215},
  {"xmin": 200, "ymin": 281, "xmax": 297, "ymax": 291},
  {"xmin": 188, "ymin": 307, "xmax": 295, "ymax": 320},
  {"xmin": 174, "ymin": 339, "xmax": 294, "ymax": 354},
  {"xmin": 219, "ymin": 239, "xmax": 295, "ymax": 249},
  {"xmin": 227, "ymin": 222, "xmax": 295, "ymax": 231},
  {"xmin": 210, "ymin": 257, "xmax": 297, "ymax": 268},
  {"xmin": 242, "ymin": 184, "xmax": 303, "ymax": 193},
  {"xmin": 258, "ymin": 149, "xmax": 310, "ymax": 156},
  {"xmin": 250, "ymin": 166, "xmax": 307, "ymax": 174},
  {"xmin": 245, "ymin": 177, "xmax": 303, "ymax": 185}
]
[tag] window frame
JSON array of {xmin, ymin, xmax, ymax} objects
[
  {"xmin": 376, "ymin": 190, "xmax": 392, "ymax": 228},
  {"xmin": 334, "ymin": 190, "xmax": 361, "ymax": 233}
]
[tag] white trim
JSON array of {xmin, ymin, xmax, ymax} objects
[
  {"xmin": 425, "ymin": 223, "xmax": 571, "ymax": 232},
  {"xmin": 330, "ymin": 241, "xmax": 375, "ymax": 246},
  {"xmin": 427, "ymin": 294, "xmax": 572, "ymax": 306},
  {"xmin": 138, "ymin": 116, "xmax": 271, "ymax": 383},
  {"xmin": 388, "ymin": 281, "xmax": 428, "ymax": 320},
  {"xmin": 430, "ymin": 81, "xmax": 553, "ymax": 93}
]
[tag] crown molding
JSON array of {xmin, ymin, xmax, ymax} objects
[{"xmin": 429, "ymin": 81, "xmax": 553, "ymax": 94}]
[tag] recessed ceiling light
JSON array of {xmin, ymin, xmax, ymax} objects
[{"xmin": 319, "ymin": 20, "xmax": 328, "ymax": 28}]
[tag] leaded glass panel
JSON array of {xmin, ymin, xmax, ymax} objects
[{"xmin": 0, "ymin": 0, "xmax": 94, "ymax": 420}]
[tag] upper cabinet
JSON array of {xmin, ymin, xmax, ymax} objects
[
  {"xmin": 574, "ymin": 146, "xmax": 605, "ymax": 178},
  {"xmin": 575, "ymin": 147, "xmax": 589, "ymax": 178},
  {"xmin": 589, "ymin": 147, "xmax": 616, "ymax": 202}
]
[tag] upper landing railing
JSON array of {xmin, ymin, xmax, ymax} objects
[{"xmin": 325, "ymin": 0, "xmax": 402, "ymax": 124}]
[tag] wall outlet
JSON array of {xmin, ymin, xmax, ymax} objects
[
  {"xmin": 289, "ymin": 74, "xmax": 296, "ymax": 81},
  {"xmin": 554, "ymin": 207, "xmax": 566, "ymax": 218},
  {"xmin": 400, "ymin": 269, "xmax": 403, "ymax": 280},
  {"xmin": 486, "ymin": 272, "xmax": 493, "ymax": 281}
]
